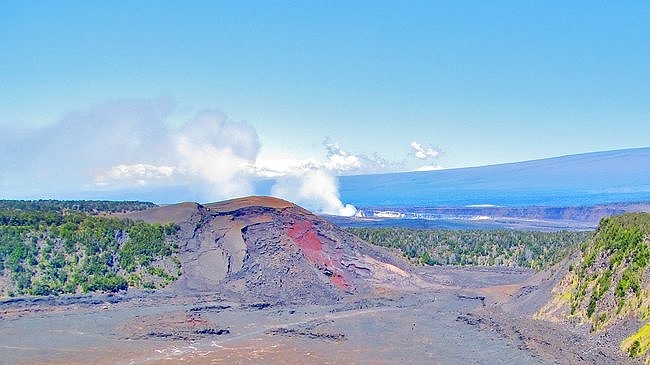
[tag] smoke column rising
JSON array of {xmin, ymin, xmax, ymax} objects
[{"xmin": 271, "ymin": 169, "xmax": 357, "ymax": 217}]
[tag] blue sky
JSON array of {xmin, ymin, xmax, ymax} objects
[{"xmin": 1, "ymin": 1, "xmax": 649, "ymax": 209}]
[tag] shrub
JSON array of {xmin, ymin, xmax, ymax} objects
[
  {"xmin": 629, "ymin": 340, "xmax": 641, "ymax": 357},
  {"xmin": 84, "ymin": 274, "xmax": 127, "ymax": 293}
]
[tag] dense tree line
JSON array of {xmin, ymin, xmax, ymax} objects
[
  {"xmin": 0, "ymin": 200, "xmax": 156, "ymax": 214},
  {"xmin": 0, "ymin": 204, "xmax": 179, "ymax": 297},
  {"xmin": 348, "ymin": 227, "xmax": 591, "ymax": 270}
]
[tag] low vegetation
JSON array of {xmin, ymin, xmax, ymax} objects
[
  {"xmin": 622, "ymin": 322, "xmax": 650, "ymax": 359},
  {"xmin": 536, "ymin": 213, "xmax": 650, "ymax": 360},
  {"xmin": 0, "ymin": 200, "xmax": 180, "ymax": 297},
  {"xmin": 348, "ymin": 228, "xmax": 590, "ymax": 271}
]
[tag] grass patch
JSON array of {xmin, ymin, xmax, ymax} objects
[{"xmin": 622, "ymin": 322, "xmax": 650, "ymax": 358}]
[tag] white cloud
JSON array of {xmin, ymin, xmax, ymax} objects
[
  {"xmin": 410, "ymin": 141, "xmax": 440, "ymax": 159},
  {"xmin": 175, "ymin": 135, "xmax": 255, "ymax": 200},
  {"xmin": 252, "ymin": 157, "xmax": 321, "ymax": 178},
  {"xmin": 94, "ymin": 164, "xmax": 175, "ymax": 187},
  {"xmin": 251, "ymin": 139, "xmax": 399, "ymax": 179},
  {"xmin": 252, "ymin": 142, "xmax": 364, "ymax": 178},
  {"xmin": 0, "ymin": 97, "xmax": 177, "ymax": 198},
  {"xmin": 0, "ymin": 98, "xmax": 261, "ymax": 202},
  {"xmin": 323, "ymin": 140, "xmax": 362, "ymax": 172}
]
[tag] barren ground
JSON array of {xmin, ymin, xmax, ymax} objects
[{"xmin": 0, "ymin": 265, "xmax": 633, "ymax": 364}]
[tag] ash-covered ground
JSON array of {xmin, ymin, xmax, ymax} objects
[{"xmin": 0, "ymin": 265, "xmax": 632, "ymax": 365}]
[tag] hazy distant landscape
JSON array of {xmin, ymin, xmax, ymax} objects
[
  {"xmin": 328, "ymin": 148, "xmax": 650, "ymax": 231},
  {"xmin": 338, "ymin": 148, "xmax": 650, "ymax": 208},
  {"xmin": 2, "ymin": 2, "xmax": 650, "ymax": 364}
]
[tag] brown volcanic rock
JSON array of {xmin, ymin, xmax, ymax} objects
[
  {"xmin": 121, "ymin": 201, "xmax": 202, "ymax": 224},
  {"xmin": 205, "ymin": 196, "xmax": 295, "ymax": 211},
  {"xmin": 127, "ymin": 196, "xmax": 425, "ymax": 304}
]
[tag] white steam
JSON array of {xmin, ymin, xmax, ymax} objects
[
  {"xmin": 271, "ymin": 169, "xmax": 357, "ymax": 217},
  {"xmin": 0, "ymin": 97, "xmax": 357, "ymax": 216},
  {"xmin": 173, "ymin": 110, "xmax": 260, "ymax": 199},
  {"xmin": 259, "ymin": 140, "xmax": 361, "ymax": 216}
]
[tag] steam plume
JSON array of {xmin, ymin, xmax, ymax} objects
[{"xmin": 0, "ymin": 97, "xmax": 357, "ymax": 216}]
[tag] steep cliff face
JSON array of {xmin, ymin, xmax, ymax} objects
[
  {"xmin": 536, "ymin": 213, "xmax": 650, "ymax": 360},
  {"xmin": 127, "ymin": 196, "xmax": 426, "ymax": 304}
]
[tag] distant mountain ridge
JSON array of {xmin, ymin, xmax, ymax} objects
[{"xmin": 339, "ymin": 147, "xmax": 650, "ymax": 207}]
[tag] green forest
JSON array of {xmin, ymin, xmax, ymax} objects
[
  {"xmin": 0, "ymin": 199, "xmax": 156, "ymax": 214},
  {"xmin": 0, "ymin": 200, "xmax": 180, "ymax": 297},
  {"xmin": 348, "ymin": 227, "xmax": 591, "ymax": 270}
]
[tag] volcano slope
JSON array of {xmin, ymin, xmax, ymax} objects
[
  {"xmin": 124, "ymin": 196, "xmax": 430, "ymax": 303},
  {"xmin": 0, "ymin": 196, "xmax": 620, "ymax": 364}
]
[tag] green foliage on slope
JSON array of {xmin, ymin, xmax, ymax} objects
[
  {"xmin": 0, "ymin": 201, "xmax": 180, "ymax": 297},
  {"xmin": 568, "ymin": 214, "xmax": 650, "ymax": 330},
  {"xmin": 622, "ymin": 322, "xmax": 650, "ymax": 359},
  {"xmin": 348, "ymin": 228, "xmax": 590, "ymax": 271},
  {"xmin": 538, "ymin": 213, "xmax": 650, "ymax": 359}
]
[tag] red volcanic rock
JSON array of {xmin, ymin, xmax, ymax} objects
[
  {"xmin": 329, "ymin": 274, "xmax": 348, "ymax": 290},
  {"xmin": 287, "ymin": 220, "xmax": 323, "ymax": 255},
  {"xmin": 286, "ymin": 219, "xmax": 351, "ymax": 291}
]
